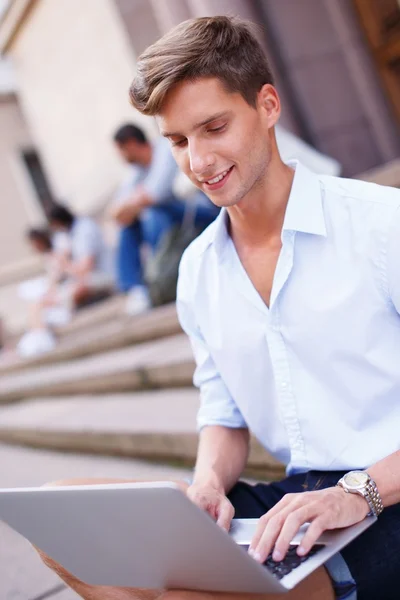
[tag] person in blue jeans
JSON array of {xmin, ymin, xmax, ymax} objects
[{"xmin": 110, "ymin": 123, "xmax": 218, "ymax": 314}]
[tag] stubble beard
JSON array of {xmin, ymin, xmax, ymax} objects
[{"xmin": 224, "ymin": 144, "xmax": 271, "ymax": 209}]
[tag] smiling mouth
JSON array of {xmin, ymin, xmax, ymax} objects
[{"xmin": 203, "ymin": 166, "xmax": 233, "ymax": 186}]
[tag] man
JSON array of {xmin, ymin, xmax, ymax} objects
[
  {"xmin": 47, "ymin": 204, "xmax": 114, "ymax": 306},
  {"xmin": 17, "ymin": 223, "xmax": 93, "ymax": 357},
  {"xmin": 111, "ymin": 123, "xmax": 218, "ymax": 314},
  {"xmin": 39, "ymin": 16, "xmax": 400, "ymax": 600}
]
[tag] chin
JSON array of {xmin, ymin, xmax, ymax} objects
[{"xmin": 207, "ymin": 195, "xmax": 236, "ymax": 209}]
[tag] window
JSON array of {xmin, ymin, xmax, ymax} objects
[
  {"xmin": 21, "ymin": 149, "xmax": 55, "ymax": 216},
  {"xmin": 353, "ymin": 0, "xmax": 400, "ymax": 123}
]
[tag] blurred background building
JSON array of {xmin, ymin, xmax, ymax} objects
[{"xmin": 0, "ymin": 0, "xmax": 399, "ymax": 332}]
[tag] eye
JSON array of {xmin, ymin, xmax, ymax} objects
[
  {"xmin": 171, "ymin": 138, "xmax": 187, "ymax": 148},
  {"xmin": 207, "ymin": 124, "xmax": 226, "ymax": 134}
]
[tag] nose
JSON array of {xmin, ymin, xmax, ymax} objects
[{"xmin": 188, "ymin": 139, "xmax": 215, "ymax": 177}]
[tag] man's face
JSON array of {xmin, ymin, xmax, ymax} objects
[
  {"xmin": 30, "ymin": 238, "xmax": 48, "ymax": 254},
  {"xmin": 157, "ymin": 77, "xmax": 279, "ymax": 208},
  {"xmin": 49, "ymin": 220, "xmax": 66, "ymax": 233},
  {"xmin": 115, "ymin": 139, "xmax": 143, "ymax": 165}
]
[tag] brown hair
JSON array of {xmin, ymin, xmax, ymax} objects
[{"xmin": 129, "ymin": 15, "xmax": 274, "ymax": 116}]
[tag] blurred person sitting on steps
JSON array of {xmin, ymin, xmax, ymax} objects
[
  {"xmin": 17, "ymin": 227, "xmax": 70, "ymax": 357},
  {"xmin": 110, "ymin": 123, "xmax": 218, "ymax": 315},
  {"xmin": 47, "ymin": 204, "xmax": 115, "ymax": 308},
  {"xmin": 18, "ymin": 205, "xmax": 114, "ymax": 357}
]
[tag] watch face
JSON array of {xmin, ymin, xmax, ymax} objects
[{"xmin": 343, "ymin": 471, "xmax": 369, "ymax": 488}]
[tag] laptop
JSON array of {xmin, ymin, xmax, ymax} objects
[{"xmin": 0, "ymin": 481, "xmax": 376, "ymax": 594}]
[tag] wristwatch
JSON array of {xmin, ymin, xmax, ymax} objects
[{"xmin": 336, "ymin": 470, "xmax": 383, "ymax": 517}]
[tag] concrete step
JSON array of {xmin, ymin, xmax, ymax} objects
[
  {"xmin": 0, "ymin": 334, "xmax": 194, "ymax": 404},
  {"xmin": 0, "ymin": 390, "xmax": 285, "ymax": 479},
  {"xmin": 3, "ymin": 293, "xmax": 127, "ymax": 348},
  {"xmin": 55, "ymin": 294, "xmax": 127, "ymax": 338},
  {"xmin": 357, "ymin": 157, "xmax": 400, "ymax": 188},
  {"xmin": 0, "ymin": 303, "xmax": 181, "ymax": 375}
]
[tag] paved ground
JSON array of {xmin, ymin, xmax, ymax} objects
[{"xmin": 0, "ymin": 443, "xmax": 191, "ymax": 600}]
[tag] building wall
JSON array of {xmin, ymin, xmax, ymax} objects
[
  {"xmin": 0, "ymin": 95, "xmax": 43, "ymax": 270},
  {"xmin": 7, "ymin": 0, "xmax": 153, "ymax": 215},
  {"xmin": 257, "ymin": 0, "xmax": 400, "ymax": 176}
]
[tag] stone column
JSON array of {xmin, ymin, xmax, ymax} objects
[
  {"xmin": 149, "ymin": 0, "xmax": 192, "ymax": 34},
  {"xmin": 186, "ymin": 0, "xmax": 257, "ymax": 20}
]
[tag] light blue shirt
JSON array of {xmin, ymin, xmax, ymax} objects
[
  {"xmin": 177, "ymin": 161, "xmax": 400, "ymax": 475},
  {"xmin": 114, "ymin": 137, "xmax": 178, "ymax": 206}
]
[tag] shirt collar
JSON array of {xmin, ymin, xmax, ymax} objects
[
  {"xmin": 282, "ymin": 160, "xmax": 327, "ymax": 237},
  {"xmin": 211, "ymin": 160, "xmax": 327, "ymax": 256}
]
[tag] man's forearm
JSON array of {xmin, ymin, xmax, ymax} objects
[
  {"xmin": 368, "ymin": 449, "xmax": 400, "ymax": 507},
  {"xmin": 192, "ymin": 425, "xmax": 250, "ymax": 494},
  {"xmin": 110, "ymin": 202, "xmax": 141, "ymax": 225}
]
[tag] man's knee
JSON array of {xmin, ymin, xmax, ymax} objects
[
  {"xmin": 41, "ymin": 478, "xmax": 190, "ymax": 493},
  {"xmin": 41, "ymin": 478, "xmax": 104, "ymax": 488}
]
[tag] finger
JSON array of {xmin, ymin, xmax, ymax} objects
[
  {"xmin": 250, "ymin": 514, "xmax": 286, "ymax": 562},
  {"xmin": 272, "ymin": 504, "xmax": 317, "ymax": 561},
  {"xmin": 248, "ymin": 493, "xmax": 307, "ymax": 556},
  {"xmin": 248, "ymin": 495, "xmax": 295, "ymax": 554},
  {"xmin": 297, "ymin": 516, "xmax": 326, "ymax": 557},
  {"xmin": 216, "ymin": 499, "xmax": 235, "ymax": 531}
]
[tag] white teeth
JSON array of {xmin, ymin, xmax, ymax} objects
[{"xmin": 207, "ymin": 168, "xmax": 229, "ymax": 185}]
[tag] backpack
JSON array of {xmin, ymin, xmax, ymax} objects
[{"xmin": 144, "ymin": 221, "xmax": 203, "ymax": 306}]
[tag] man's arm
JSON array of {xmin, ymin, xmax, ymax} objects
[
  {"xmin": 177, "ymin": 250, "xmax": 249, "ymax": 529},
  {"xmin": 192, "ymin": 425, "xmax": 250, "ymax": 494},
  {"xmin": 63, "ymin": 256, "xmax": 95, "ymax": 279},
  {"xmin": 367, "ymin": 451, "xmax": 400, "ymax": 508},
  {"xmin": 108, "ymin": 190, "xmax": 149, "ymax": 226},
  {"xmin": 108, "ymin": 167, "xmax": 146, "ymax": 226}
]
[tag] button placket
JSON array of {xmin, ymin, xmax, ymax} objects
[{"xmin": 267, "ymin": 303, "xmax": 307, "ymax": 467}]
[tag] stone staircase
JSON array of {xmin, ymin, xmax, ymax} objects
[{"xmin": 0, "ymin": 298, "xmax": 285, "ymax": 480}]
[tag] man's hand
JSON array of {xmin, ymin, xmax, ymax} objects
[
  {"xmin": 110, "ymin": 199, "xmax": 143, "ymax": 226},
  {"xmin": 186, "ymin": 482, "xmax": 235, "ymax": 531},
  {"xmin": 248, "ymin": 486, "xmax": 369, "ymax": 563},
  {"xmin": 110, "ymin": 185, "xmax": 153, "ymax": 226}
]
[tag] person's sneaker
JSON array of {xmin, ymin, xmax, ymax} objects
[
  {"xmin": 17, "ymin": 328, "xmax": 56, "ymax": 358},
  {"xmin": 125, "ymin": 286, "xmax": 151, "ymax": 316}
]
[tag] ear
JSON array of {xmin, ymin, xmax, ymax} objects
[{"xmin": 257, "ymin": 84, "xmax": 280, "ymax": 128}]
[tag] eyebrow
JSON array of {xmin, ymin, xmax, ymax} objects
[{"xmin": 162, "ymin": 111, "xmax": 231, "ymax": 138}]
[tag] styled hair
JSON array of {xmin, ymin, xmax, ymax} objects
[
  {"xmin": 129, "ymin": 15, "xmax": 274, "ymax": 116},
  {"xmin": 48, "ymin": 204, "xmax": 75, "ymax": 228},
  {"xmin": 27, "ymin": 228, "xmax": 52, "ymax": 250},
  {"xmin": 113, "ymin": 123, "xmax": 148, "ymax": 145}
]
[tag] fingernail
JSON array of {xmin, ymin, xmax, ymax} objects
[
  {"xmin": 297, "ymin": 546, "xmax": 306, "ymax": 556},
  {"xmin": 272, "ymin": 549, "xmax": 283, "ymax": 562},
  {"xmin": 253, "ymin": 552, "xmax": 262, "ymax": 562},
  {"xmin": 248, "ymin": 548, "xmax": 254, "ymax": 557}
]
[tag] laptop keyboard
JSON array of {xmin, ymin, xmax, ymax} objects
[{"xmin": 241, "ymin": 543, "xmax": 325, "ymax": 580}]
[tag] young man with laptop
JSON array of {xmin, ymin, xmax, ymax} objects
[{"xmin": 2, "ymin": 15, "xmax": 400, "ymax": 600}]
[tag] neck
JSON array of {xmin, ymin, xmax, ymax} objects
[{"xmin": 227, "ymin": 155, "xmax": 294, "ymax": 247}]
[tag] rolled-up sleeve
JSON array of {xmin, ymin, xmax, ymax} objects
[{"xmin": 176, "ymin": 252, "xmax": 247, "ymax": 432}]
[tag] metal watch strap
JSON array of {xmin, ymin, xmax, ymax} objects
[{"xmin": 365, "ymin": 478, "xmax": 384, "ymax": 517}]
